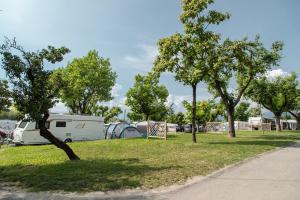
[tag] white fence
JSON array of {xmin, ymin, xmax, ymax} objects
[{"xmin": 147, "ymin": 121, "xmax": 167, "ymax": 140}]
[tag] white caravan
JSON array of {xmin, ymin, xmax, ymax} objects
[{"xmin": 13, "ymin": 114, "xmax": 105, "ymax": 145}]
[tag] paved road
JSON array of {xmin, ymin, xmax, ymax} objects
[
  {"xmin": 158, "ymin": 142, "xmax": 300, "ymax": 200},
  {"xmin": 1, "ymin": 142, "xmax": 300, "ymax": 200}
]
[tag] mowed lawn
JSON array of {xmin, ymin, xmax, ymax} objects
[{"xmin": 0, "ymin": 131, "xmax": 299, "ymax": 192}]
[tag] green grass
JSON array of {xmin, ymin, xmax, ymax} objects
[{"xmin": 0, "ymin": 131, "xmax": 299, "ymax": 192}]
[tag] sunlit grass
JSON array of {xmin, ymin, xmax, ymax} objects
[{"xmin": 0, "ymin": 131, "xmax": 299, "ymax": 192}]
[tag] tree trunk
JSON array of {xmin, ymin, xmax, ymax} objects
[
  {"xmin": 192, "ymin": 84, "xmax": 197, "ymax": 143},
  {"xmin": 297, "ymin": 115, "xmax": 300, "ymax": 130},
  {"xmin": 39, "ymin": 112, "xmax": 80, "ymax": 161},
  {"xmin": 275, "ymin": 114, "xmax": 282, "ymax": 132},
  {"xmin": 227, "ymin": 106, "xmax": 236, "ymax": 138}
]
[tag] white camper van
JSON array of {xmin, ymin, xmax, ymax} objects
[{"xmin": 13, "ymin": 114, "xmax": 105, "ymax": 145}]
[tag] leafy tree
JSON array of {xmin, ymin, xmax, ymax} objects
[
  {"xmin": 288, "ymin": 95, "xmax": 300, "ymax": 130},
  {"xmin": 125, "ymin": 74, "xmax": 168, "ymax": 121},
  {"xmin": 166, "ymin": 104, "xmax": 177, "ymax": 123},
  {"xmin": 183, "ymin": 100, "xmax": 221, "ymax": 128},
  {"xmin": 246, "ymin": 72, "xmax": 299, "ymax": 131},
  {"xmin": 52, "ymin": 50, "xmax": 117, "ymax": 114},
  {"xmin": 205, "ymin": 37, "xmax": 283, "ymax": 137},
  {"xmin": 234, "ymin": 102, "xmax": 250, "ymax": 121},
  {"xmin": 0, "ymin": 38, "xmax": 79, "ymax": 160},
  {"xmin": 175, "ymin": 112, "xmax": 186, "ymax": 127},
  {"xmin": 0, "ymin": 80, "xmax": 11, "ymax": 112},
  {"xmin": 127, "ymin": 112, "xmax": 143, "ymax": 122},
  {"xmin": 153, "ymin": 0, "xmax": 229, "ymax": 142},
  {"xmin": 90, "ymin": 105, "xmax": 122, "ymax": 123},
  {"xmin": 249, "ymin": 106, "xmax": 262, "ymax": 117}
]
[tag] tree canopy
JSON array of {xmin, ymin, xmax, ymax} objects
[
  {"xmin": 52, "ymin": 50, "xmax": 117, "ymax": 114},
  {"xmin": 183, "ymin": 99, "xmax": 223, "ymax": 126},
  {"xmin": 246, "ymin": 72, "xmax": 299, "ymax": 131},
  {"xmin": 153, "ymin": 0, "xmax": 229, "ymax": 142},
  {"xmin": 0, "ymin": 80, "xmax": 11, "ymax": 112},
  {"xmin": 0, "ymin": 38, "xmax": 79, "ymax": 160},
  {"xmin": 288, "ymin": 94, "xmax": 300, "ymax": 130},
  {"xmin": 125, "ymin": 74, "xmax": 168, "ymax": 121},
  {"xmin": 90, "ymin": 105, "xmax": 122, "ymax": 123},
  {"xmin": 234, "ymin": 102, "xmax": 251, "ymax": 121},
  {"xmin": 205, "ymin": 36, "xmax": 283, "ymax": 137}
]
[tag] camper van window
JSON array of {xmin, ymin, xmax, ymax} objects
[
  {"xmin": 56, "ymin": 121, "xmax": 66, "ymax": 127},
  {"xmin": 35, "ymin": 121, "xmax": 50, "ymax": 129},
  {"xmin": 18, "ymin": 121, "xmax": 28, "ymax": 128}
]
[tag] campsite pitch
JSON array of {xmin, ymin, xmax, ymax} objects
[{"xmin": 0, "ymin": 131, "xmax": 299, "ymax": 192}]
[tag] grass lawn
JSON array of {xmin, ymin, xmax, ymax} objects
[{"xmin": 0, "ymin": 131, "xmax": 299, "ymax": 192}]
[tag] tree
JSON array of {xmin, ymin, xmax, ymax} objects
[
  {"xmin": 175, "ymin": 112, "xmax": 186, "ymax": 127},
  {"xmin": 183, "ymin": 100, "xmax": 221, "ymax": 128},
  {"xmin": 52, "ymin": 50, "xmax": 117, "ymax": 114},
  {"xmin": 0, "ymin": 80, "xmax": 11, "ymax": 112},
  {"xmin": 234, "ymin": 102, "xmax": 250, "ymax": 121},
  {"xmin": 0, "ymin": 38, "xmax": 79, "ymax": 160},
  {"xmin": 153, "ymin": 0, "xmax": 230, "ymax": 143},
  {"xmin": 127, "ymin": 112, "xmax": 143, "ymax": 122},
  {"xmin": 125, "ymin": 74, "xmax": 168, "ymax": 121},
  {"xmin": 166, "ymin": 104, "xmax": 177, "ymax": 123},
  {"xmin": 205, "ymin": 37, "xmax": 283, "ymax": 137},
  {"xmin": 249, "ymin": 106, "xmax": 262, "ymax": 117},
  {"xmin": 288, "ymin": 95, "xmax": 300, "ymax": 130},
  {"xmin": 246, "ymin": 72, "xmax": 299, "ymax": 131},
  {"xmin": 90, "ymin": 105, "xmax": 122, "ymax": 123}
]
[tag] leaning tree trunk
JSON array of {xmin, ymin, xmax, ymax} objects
[
  {"xmin": 39, "ymin": 112, "xmax": 80, "ymax": 160},
  {"xmin": 227, "ymin": 106, "xmax": 236, "ymax": 138},
  {"xmin": 274, "ymin": 114, "xmax": 282, "ymax": 132},
  {"xmin": 191, "ymin": 84, "xmax": 197, "ymax": 143}
]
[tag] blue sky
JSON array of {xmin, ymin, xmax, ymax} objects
[{"xmin": 0, "ymin": 0, "xmax": 299, "ymax": 113}]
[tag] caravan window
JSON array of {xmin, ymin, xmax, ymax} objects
[
  {"xmin": 35, "ymin": 121, "xmax": 50, "ymax": 129},
  {"xmin": 56, "ymin": 121, "xmax": 66, "ymax": 127},
  {"xmin": 18, "ymin": 121, "xmax": 28, "ymax": 128}
]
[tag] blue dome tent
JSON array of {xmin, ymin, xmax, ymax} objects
[{"xmin": 105, "ymin": 122, "xmax": 145, "ymax": 139}]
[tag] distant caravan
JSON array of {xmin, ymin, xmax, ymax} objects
[{"xmin": 13, "ymin": 114, "xmax": 105, "ymax": 145}]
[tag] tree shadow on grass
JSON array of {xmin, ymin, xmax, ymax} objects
[{"xmin": 0, "ymin": 158, "xmax": 178, "ymax": 192}]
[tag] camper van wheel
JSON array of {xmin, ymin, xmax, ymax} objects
[{"xmin": 64, "ymin": 138, "xmax": 72, "ymax": 143}]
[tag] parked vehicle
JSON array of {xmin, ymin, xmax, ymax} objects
[
  {"xmin": 167, "ymin": 123, "xmax": 178, "ymax": 132},
  {"xmin": 176, "ymin": 125, "xmax": 184, "ymax": 132},
  {"xmin": 184, "ymin": 124, "xmax": 197, "ymax": 133},
  {"xmin": 13, "ymin": 114, "xmax": 105, "ymax": 145}
]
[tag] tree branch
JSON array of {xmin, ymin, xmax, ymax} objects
[
  {"xmin": 215, "ymin": 80, "xmax": 229, "ymax": 107},
  {"xmin": 288, "ymin": 111, "xmax": 298, "ymax": 118},
  {"xmin": 234, "ymin": 76, "xmax": 253, "ymax": 107}
]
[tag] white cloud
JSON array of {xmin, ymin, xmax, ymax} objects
[
  {"xmin": 124, "ymin": 44, "xmax": 158, "ymax": 71},
  {"xmin": 111, "ymin": 83, "xmax": 123, "ymax": 98},
  {"xmin": 166, "ymin": 94, "xmax": 192, "ymax": 112},
  {"xmin": 266, "ymin": 69, "xmax": 290, "ymax": 81}
]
